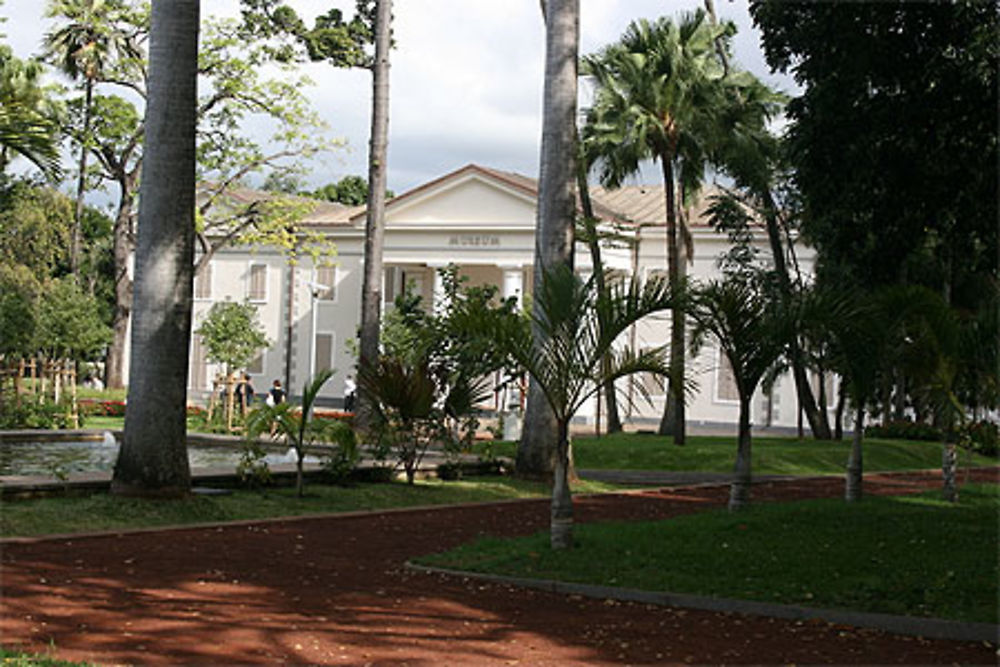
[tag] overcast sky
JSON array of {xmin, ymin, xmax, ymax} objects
[{"xmin": 3, "ymin": 0, "xmax": 795, "ymax": 198}]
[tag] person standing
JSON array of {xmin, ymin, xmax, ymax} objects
[
  {"xmin": 236, "ymin": 373, "xmax": 255, "ymax": 415},
  {"xmin": 268, "ymin": 379, "xmax": 286, "ymax": 406},
  {"xmin": 343, "ymin": 375, "xmax": 356, "ymax": 412}
]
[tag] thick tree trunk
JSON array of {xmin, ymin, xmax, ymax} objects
[
  {"xmin": 728, "ymin": 395, "xmax": 753, "ymax": 510},
  {"xmin": 519, "ymin": 0, "xmax": 579, "ymax": 479},
  {"xmin": 657, "ymin": 157, "xmax": 685, "ymax": 444},
  {"xmin": 845, "ymin": 406, "xmax": 865, "ymax": 501},
  {"xmin": 111, "ymin": 0, "xmax": 199, "ymax": 498},
  {"xmin": 356, "ymin": 0, "xmax": 393, "ymax": 432},
  {"xmin": 550, "ymin": 420, "xmax": 574, "ymax": 550}
]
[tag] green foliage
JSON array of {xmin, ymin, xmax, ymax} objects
[
  {"xmin": 194, "ymin": 300, "xmax": 269, "ymax": 374},
  {"xmin": 36, "ymin": 277, "xmax": 112, "ymax": 361},
  {"xmin": 236, "ymin": 441, "xmax": 273, "ymax": 489},
  {"xmin": 244, "ymin": 369, "xmax": 347, "ymax": 496},
  {"xmin": 0, "ymin": 46, "xmax": 62, "ymax": 178},
  {"xmin": 0, "ymin": 178, "xmax": 72, "ymax": 281},
  {"xmin": 309, "ymin": 174, "xmax": 393, "ymax": 205},
  {"xmin": 239, "ymin": 0, "xmax": 376, "ymax": 68},
  {"xmin": 419, "ymin": 485, "xmax": 1000, "ymax": 624},
  {"xmin": 751, "ymin": 1, "xmax": 997, "ymax": 298},
  {"xmin": 0, "ymin": 394, "xmax": 74, "ymax": 429},
  {"xmin": 865, "ymin": 420, "xmax": 943, "ymax": 443},
  {"xmin": 491, "ymin": 265, "xmax": 676, "ymax": 433},
  {"xmin": 959, "ymin": 421, "xmax": 999, "ymax": 458}
]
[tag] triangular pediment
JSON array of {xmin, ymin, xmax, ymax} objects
[{"xmin": 352, "ymin": 165, "xmax": 539, "ymax": 228}]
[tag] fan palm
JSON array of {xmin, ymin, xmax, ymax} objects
[
  {"xmin": 493, "ymin": 264, "xmax": 677, "ymax": 549},
  {"xmin": 582, "ymin": 10, "xmax": 782, "ymax": 444},
  {"xmin": 0, "ymin": 47, "xmax": 61, "ymax": 178},
  {"xmin": 689, "ymin": 275, "xmax": 793, "ymax": 510},
  {"xmin": 44, "ymin": 0, "xmax": 140, "ymax": 276}
]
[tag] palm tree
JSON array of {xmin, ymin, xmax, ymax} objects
[
  {"xmin": 689, "ymin": 275, "xmax": 792, "ymax": 510},
  {"xmin": 356, "ymin": 0, "xmax": 392, "ymax": 431},
  {"xmin": 44, "ymin": 0, "xmax": 138, "ymax": 278},
  {"xmin": 0, "ymin": 47, "xmax": 61, "ymax": 178},
  {"xmin": 495, "ymin": 265, "xmax": 676, "ymax": 549},
  {"xmin": 517, "ymin": 0, "xmax": 580, "ymax": 480},
  {"xmin": 111, "ymin": 0, "xmax": 198, "ymax": 498},
  {"xmin": 246, "ymin": 369, "xmax": 353, "ymax": 497},
  {"xmin": 583, "ymin": 11, "xmax": 782, "ymax": 445}
]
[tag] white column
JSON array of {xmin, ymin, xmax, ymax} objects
[
  {"xmin": 429, "ymin": 263, "xmax": 449, "ymax": 314},
  {"xmin": 502, "ymin": 266, "xmax": 524, "ymax": 308}
]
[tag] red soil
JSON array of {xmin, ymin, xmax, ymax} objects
[{"xmin": 1, "ymin": 470, "xmax": 997, "ymax": 665}]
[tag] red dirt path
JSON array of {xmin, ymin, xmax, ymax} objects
[{"xmin": 2, "ymin": 471, "xmax": 997, "ymax": 665}]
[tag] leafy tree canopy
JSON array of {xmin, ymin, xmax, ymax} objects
[
  {"xmin": 309, "ymin": 174, "xmax": 392, "ymax": 206},
  {"xmin": 195, "ymin": 300, "xmax": 270, "ymax": 375},
  {"xmin": 750, "ymin": 0, "xmax": 998, "ymax": 303}
]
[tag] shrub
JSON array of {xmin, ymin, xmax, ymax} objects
[
  {"xmin": 236, "ymin": 441, "xmax": 273, "ymax": 489},
  {"xmin": 865, "ymin": 419, "xmax": 943, "ymax": 441},
  {"xmin": 0, "ymin": 395, "xmax": 73, "ymax": 429},
  {"xmin": 960, "ymin": 420, "xmax": 999, "ymax": 457}
]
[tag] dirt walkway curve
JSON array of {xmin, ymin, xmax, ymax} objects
[{"xmin": 2, "ymin": 471, "xmax": 997, "ymax": 665}]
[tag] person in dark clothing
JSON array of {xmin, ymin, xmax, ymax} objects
[
  {"xmin": 235, "ymin": 373, "xmax": 255, "ymax": 414},
  {"xmin": 268, "ymin": 379, "xmax": 286, "ymax": 406}
]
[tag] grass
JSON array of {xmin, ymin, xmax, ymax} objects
[
  {"xmin": 0, "ymin": 646, "xmax": 93, "ymax": 666},
  {"xmin": 475, "ymin": 432, "xmax": 996, "ymax": 474},
  {"xmin": 0, "ymin": 476, "xmax": 622, "ymax": 538},
  {"xmin": 417, "ymin": 484, "xmax": 1000, "ymax": 624}
]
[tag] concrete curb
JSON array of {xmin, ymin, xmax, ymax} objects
[{"xmin": 405, "ymin": 562, "xmax": 1000, "ymax": 643}]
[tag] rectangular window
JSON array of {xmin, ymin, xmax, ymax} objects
[
  {"xmin": 248, "ymin": 263, "xmax": 267, "ymax": 301},
  {"xmin": 316, "ymin": 265, "xmax": 336, "ymax": 301},
  {"xmin": 194, "ymin": 261, "xmax": 212, "ymax": 299},
  {"xmin": 383, "ymin": 266, "xmax": 399, "ymax": 305},
  {"xmin": 314, "ymin": 332, "xmax": 334, "ymax": 375},
  {"xmin": 716, "ymin": 350, "xmax": 739, "ymax": 402},
  {"xmin": 247, "ymin": 352, "xmax": 264, "ymax": 375},
  {"xmin": 190, "ymin": 335, "xmax": 207, "ymax": 390}
]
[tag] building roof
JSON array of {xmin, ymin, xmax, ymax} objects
[{"xmin": 199, "ymin": 167, "xmax": 731, "ymax": 230}]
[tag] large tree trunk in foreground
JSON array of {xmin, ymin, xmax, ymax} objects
[
  {"xmin": 518, "ymin": 0, "xmax": 579, "ymax": 479},
  {"xmin": 728, "ymin": 395, "xmax": 753, "ymax": 511},
  {"xmin": 845, "ymin": 406, "xmax": 865, "ymax": 501},
  {"xmin": 111, "ymin": 0, "xmax": 199, "ymax": 498},
  {"xmin": 356, "ymin": 0, "xmax": 393, "ymax": 432},
  {"xmin": 942, "ymin": 441, "xmax": 958, "ymax": 503}
]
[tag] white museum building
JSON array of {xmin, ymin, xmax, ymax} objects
[{"xmin": 177, "ymin": 164, "xmax": 833, "ymax": 431}]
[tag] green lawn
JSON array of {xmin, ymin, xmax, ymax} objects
[
  {"xmin": 417, "ymin": 484, "xmax": 1000, "ymax": 624},
  {"xmin": 0, "ymin": 647, "xmax": 93, "ymax": 666},
  {"xmin": 0, "ymin": 476, "xmax": 621, "ymax": 538},
  {"xmin": 476, "ymin": 432, "xmax": 996, "ymax": 474}
]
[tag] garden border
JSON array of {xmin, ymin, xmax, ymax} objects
[{"xmin": 405, "ymin": 562, "xmax": 1000, "ymax": 643}]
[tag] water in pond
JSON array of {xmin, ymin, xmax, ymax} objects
[{"xmin": 0, "ymin": 433, "xmax": 320, "ymax": 476}]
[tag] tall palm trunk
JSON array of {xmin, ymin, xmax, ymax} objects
[
  {"xmin": 657, "ymin": 156, "xmax": 686, "ymax": 444},
  {"xmin": 576, "ymin": 157, "xmax": 621, "ymax": 434},
  {"xmin": 760, "ymin": 193, "xmax": 831, "ymax": 439},
  {"xmin": 111, "ymin": 0, "xmax": 198, "ymax": 498},
  {"xmin": 845, "ymin": 405, "xmax": 865, "ymax": 501},
  {"xmin": 518, "ymin": 0, "xmax": 579, "ymax": 479},
  {"xmin": 70, "ymin": 78, "xmax": 93, "ymax": 279},
  {"xmin": 356, "ymin": 0, "xmax": 393, "ymax": 431},
  {"xmin": 728, "ymin": 393, "xmax": 753, "ymax": 510}
]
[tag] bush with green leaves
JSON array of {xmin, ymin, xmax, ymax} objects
[
  {"xmin": 245, "ymin": 369, "xmax": 356, "ymax": 496},
  {"xmin": 195, "ymin": 300, "xmax": 270, "ymax": 374}
]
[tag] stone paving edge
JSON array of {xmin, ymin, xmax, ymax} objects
[{"xmin": 405, "ymin": 562, "xmax": 1000, "ymax": 643}]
